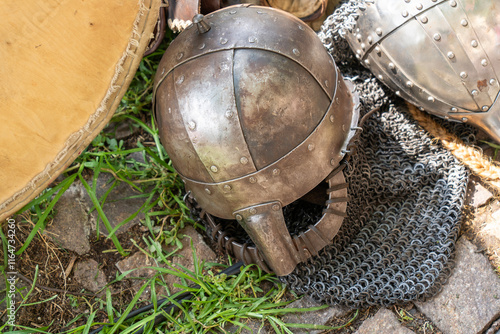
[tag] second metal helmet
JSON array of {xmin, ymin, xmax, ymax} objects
[
  {"xmin": 344, "ymin": 0, "xmax": 500, "ymax": 141},
  {"xmin": 154, "ymin": 5, "xmax": 360, "ymax": 275}
]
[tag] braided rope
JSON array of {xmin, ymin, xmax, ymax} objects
[{"xmin": 407, "ymin": 103, "xmax": 500, "ymax": 191}]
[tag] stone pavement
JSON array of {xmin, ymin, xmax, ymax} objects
[{"xmin": 44, "ymin": 173, "xmax": 500, "ymax": 333}]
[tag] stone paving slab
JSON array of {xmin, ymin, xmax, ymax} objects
[
  {"xmin": 415, "ymin": 237, "xmax": 500, "ymax": 334},
  {"xmin": 73, "ymin": 259, "xmax": 107, "ymax": 293},
  {"xmin": 282, "ymin": 295, "xmax": 349, "ymax": 334},
  {"xmin": 354, "ymin": 308, "xmax": 415, "ymax": 334}
]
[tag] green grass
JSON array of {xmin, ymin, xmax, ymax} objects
[{"xmin": 0, "ymin": 37, "xmax": 358, "ymax": 333}]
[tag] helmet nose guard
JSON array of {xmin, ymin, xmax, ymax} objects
[{"xmin": 154, "ymin": 5, "xmax": 360, "ymax": 276}]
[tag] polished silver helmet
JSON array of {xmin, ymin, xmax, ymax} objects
[
  {"xmin": 344, "ymin": 0, "xmax": 500, "ymax": 141},
  {"xmin": 153, "ymin": 5, "xmax": 360, "ymax": 275}
]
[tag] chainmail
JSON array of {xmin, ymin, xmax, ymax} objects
[{"xmin": 195, "ymin": 0, "xmax": 473, "ymax": 308}]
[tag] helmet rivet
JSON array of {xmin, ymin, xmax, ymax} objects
[
  {"xmin": 248, "ymin": 36, "xmax": 257, "ymax": 43},
  {"xmin": 364, "ymin": 59, "xmax": 370, "ymax": 66},
  {"xmin": 325, "ymin": 80, "xmax": 329, "ymax": 87},
  {"xmin": 471, "ymin": 40, "xmax": 478, "ymax": 48},
  {"xmin": 298, "ymin": 25, "xmax": 304, "ymax": 30},
  {"xmin": 177, "ymin": 52, "xmax": 184, "ymax": 60},
  {"xmin": 406, "ymin": 81, "xmax": 414, "ymax": 88},
  {"xmin": 308, "ymin": 144, "xmax": 315, "ymax": 151},
  {"xmin": 205, "ymin": 188, "xmax": 212, "ymax": 195},
  {"xmin": 420, "ymin": 16, "xmax": 428, "ymax": 24},
  {"xmin": 229, "ymin": 10, "xmax": 237, "ymax": 14},
  {"xmin": 188, "ymin": 121, "xmax": 196, "ymax": 130},
  {"xmin": 376, "ymin": 28, "xmax": 382, "ymax": 36},
  {"xmin": 433, "ymin": 33, "xmax": 441, "ymax": 41},
  {"xmin": 395, "ymin": 90, "xmax": 401, "ymax": 96},
  {"xmin": 161, "ymin": 68, "xmax": 165, "ymax": 75},
  {"xmin": 225, "ymin": 110, "xmax": 233, "ymax": 118},
  {"xmin": 461, "ymin": 19, "xmax": 468, "ymax": 26},
  {"xmin": 417, "ymin": 3, "xmax": 423, "ymax": 10},
  {"xmin": 428, "ymin": 96, "xmax": 435, "ymax": 102},
  {"xmin": 330, "ymin": 159, "xmax": 336, "ymax": 166},
  {"xmin": 462, "ymin": 117, "xmax": 468, "ymax": 122},
  {"xmin": 272, "ymin": 204, "xmax": 280, "ymax": 211},
  {"xmin": 471, "ymin": 89, "xmax": 479, "ymax": 96},
  {"xmin": 176, "ymin": 75, "xmax": 185, "ymax": 85},
  {"xmin": 490, "ymin": 79, "xmax": 497, "ymax": 85},
  {"xmin": 419, "ymin": 107, "xmax": 425, "ymax": 111},
  {"xmin": 451, "ymin": 107, "xmax": 458, "ymax": 112},
  {"xmin": 356, "ymin": 34, "xmax": 362, "ymax": 41},
  {"xmin": 330, "ymin": 115, "xmax": 335, "ymax": 123},
  {"xmin": 361, "ymin": 43, "xmax": 366, "ymax": 50},
  {"xmin": 199, "ymin": 43, "xmax": 206, "ymax": 50},
  {"xmin": 293, "ymin": 48, "xmax": 300, "ymax": 56},
  {"xmin": 356, "ymin": 54, "xmax": 361, "ymax": 59},
  {"xmin": 389, "ymin": 62, "xmax": 395, "ymax": 70},
  {"xmin": 249, "ymin": 177, "xmax": 257, "ymax": 184},
  {"xmin": 272, "ymin": 168, "xmax": 280, "ymax": 176},
  {"xmin": 450, "ymin": 0, "xmax": 457, "ymax": 7},
  {"xmin": 375, "ymin": 46, "xmax": 381, "ymax": 54},
  {"xmin": 482, "ymin": 105, "xmax": 489, "ymax": 111},
  {"xmin": 224, "ymin": 185, "xmax": 232, "ymax": 191},
  {"xmin": 460, "ymin": 72, "xmax": 468, "ymax": 79},
  {"xmin": 210, "ymin": 165, "xmax": 218, "ymax": 173},
  {"xmin": 447, "ymin": 51, "xmax": 455, "ymax": 59},
  {"xmin": 235, "ymin": 214, "xmax": 243, "ymax": 221},
  {"xmin": 249, "ymin": 208, "xmax": 257, "ymax": 215},
  {"xmin": 481, "ymin": 59, "xmax": 488, "ymax": 67},
  {"xmin": 378, "ymin": 75, "xmax": 384, "ymax": 80},
  {"xmin": 220, "ymin": 38, "xmax": 228, "ymax": 45},
  {"xmin": 240, "ymin": 157, "xmax": 249, "ymax": 165},
  {"xmin": 193, "ymin": 14, "xmax": 211, "ymax": 34},
  {"xmin": 367, "ymin": 36, "xmax": 373, "ymax": 44},
  {"xmin": 402, "ymin": 10, "xmax": 409, "ymax": 18},
  {"xmin": 404, "ymin": 0, "xmax": 410, "ymax": 3}
]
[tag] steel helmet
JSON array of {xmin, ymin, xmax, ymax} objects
[
  {"xmin": 154, "ymin": 5, "xmax": 360, "ymax": 275},
  {"xmin": 344, "ymin": 0, "xmax": 500, "ymax": 141}
]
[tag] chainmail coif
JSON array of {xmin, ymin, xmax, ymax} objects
[{"xmin": 280, "ymin": 0, "xmax": 472, "ymax": 308}]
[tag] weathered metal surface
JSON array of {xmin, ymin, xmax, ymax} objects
[
  {"xmin": 345, "ymin": 0, "xmax": 500, "ymax": 141},
  {"xmin": 154, "ymin": 5, "xmax": 359, "ymax": 275}
]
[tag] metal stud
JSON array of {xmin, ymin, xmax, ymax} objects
[
  {"xmin": 462, "ymin": 117, "xmax": 468, "ymax": 122},
  {"xmin": 395, "ymin": 90, "xmax": 401, "ymax": 96},
  {"xmin": 361, "ymin": 43, "xmax": 366, "ymax": 50},
  {"xmin": 224, "ymin": 185, "xmax": 232, "ymax": 191},
  {"xmin": 225, "ymin": 110, "xmax": 233, "ymax": 118},
  {"xmin": 419, "ymin": 107, "xmax": 425, "ymax": 111},
  {"xmin": 325, "ymin": 80, "xmax": 329, "ymax": 87},
  {"xmin": 199, "ymin": 43, "xmax": 206, "ymax": 50},
  {"xmin": 367, "ymin": 36, "xmax": 373, "ymax": 44},
  {"xmin": 471, "ymin": 89, "xmax": 479, "ymax": 96},
  {"xmin": 450, "ymin": 0, "xmax": 457, "ymax": 7},
  {"xmin": 293, "ymin": 48, "xmax": 300, "ymax": 56},
  {"xmin": 188, "ymin": 121, "xmax": 196, "ymax": 130},
  {"xmin": 298, "ymin": 25, "xmax": 305, "ymax": 30},
  {"xmin": 248, "ymin": 36, "xmax": 257, "ymax": 43},
  {"xmin": 308, "ymin": 144, "xmax": 315, "ymax": 151},
  {"xmin": 490, "ymin": 79, "xmax": 497, "ymax": 85},
  {"xmin": 235, "ymin": 214, "xmax": 243, "ymax": 221},
  {"xmin": 205, "ymin": 188, "xmax": 212, "ymax": 195},
  {"xmin": 461, "ymin": 19, "xmax": 468, "ymax": 26},
  {"xmin": 249, "ymin": 177, "xmax": 257, "ymax": 184},
  {"xmin": 389, "ymin": 62, "xmax": 396, "ymax": 70},
  {"xmin": 433, "ymin": 33, "xmax": 441, "ymax": 41},
  {"xmin": 272, "ymin": 204, "xmax": 280, "ymax": 211},
  {"xmin": 364, "ymin": 59, "xmax": 371, "ymax": 66},
  {"xmin": 471, "ymin": 40, "xmax": 478, "ymax": 47},
  {"xmin": 330, "ymin": 159, "xmax": 336, "ymax": 166},
  {"xmin": 176, "ymin": 75, "xmax": 185, "ymax": 85},
  {"xmin": 460, "ymin": 72, "xmax": 468, "ymax": 79},
  {"xmin": 376, "ymin": 28, "xmax": 382, "ymax": 36},
  {"xmin": 193, "ymin": 14, "xmax": 211, "ymax": 34},
  {"xmin": 402, "ymin": 10, "xmax": 409, "ymax": 18},
  {"xmin": 451, "ymin": 107, "xmax": 458, "ymax": 112},
  {"xmin": 272, "ymin": 168, "xmax": 280, "ymax": 176},
  {"xmin": 220, "ymin": 38, "xmax": 228, "ymax": 45},
  {"xmin": 240, "ymin": 157, "xmax": 249, "ymax": 165},
  {"xmin": 210, "ymin": 165, "xmax": 218, "ymax": 173},
  {"xmin": 481, "ymin": 59, "xmax": 488, "ymax": 67},
  {"xmin": 404, "ymin": 0, "xmax": 410, "ymax": 3},
  {"xmin": 428, "ymin": 96, "xmax": 435, "ymax": 102},
  {"xmin": 229, "ymin": 10, "xmax": 237, "ymax": 14},
  {"xmin": 176, "ymin": 52, "xmax": 184, "ymax": 60},
  {"xmin": 161, "ymin": 68, "xmax": 165, "ymax": 75},
  {"xmin": 375, "ymin": 46, "xmax": 381, "ymax": 54},
  {"xmin": 378, "ymin": 75, "xmax": 384, "ymax": 80},
  {"xmin": 447, "ymin": 52, "xmax": 455, "ymax": 59},
  {"xmin": 421, "ymin": 16, "xmax": 428, "ymax": 23},
  {"xmin": 249, "ymin": 208, "xmax": 257, "ymax": 215},
  {"xmin": 406, "ymin": 81, "xmax": 414, "ymax": 88},
  {"xmin": 330, "ymin": 115, "xmax": 335, "ymax": 123},
  {"xmin": 356, "ymin": 34, "xmax": 362, "ymax": 41},
  {"xmin": 482, "ymin": 105, "xmax": 489, "ymax": 111},
  {"xmin": 416, "ymin": 3, "xmax": 423, "ymax": 10}
]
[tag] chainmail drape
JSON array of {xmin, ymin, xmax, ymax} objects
[{"xmin": 279, "ymin": 0, "xmax": 472, "ymax": 308}]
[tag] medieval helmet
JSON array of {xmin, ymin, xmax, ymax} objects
[
  {"xmin": 153, "ymin": 5, "xmax": 360, "ymax": 276},
  {"xmin": 344, "ymin": 0, "xmax": 500, "ymax": 142}
]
